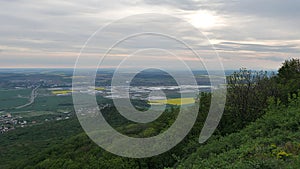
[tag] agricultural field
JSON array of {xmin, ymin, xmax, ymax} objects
[
  {"xmin": 0, "ymin": 88, "xmax": 32, "ymax": 110},
  {"xmin": 148, "ymin": 97, "xmax": 195, "ymax": 106},
  {"xmin": 51, "ymin": 90, "xmax": 72, "ymax": 95},
  {"xmin": 16, "ymin": 95, "xmax": 74, "ymax": 112},
  {"xmin": 50, "ymin": 87, "xmax": 105, "ymax": 96},
  {"xmin": 12, "ymin": 111, "xmax": 59, "ymax": 118},
  {"xmin": 95, "ymin": 87, "xmax": 106, "ymax": 91}
]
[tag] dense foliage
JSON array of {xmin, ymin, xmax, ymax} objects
[
  {"xmin": 276, "ymin": 58, "xmax": 300, "ymax": 104},
  {"xmin": 177, "ymin": 94, "xmax": 300, "ymax": 168}
]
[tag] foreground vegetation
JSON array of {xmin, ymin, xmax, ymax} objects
[{"xmin": 177, "ymin": 95, "xmax": 300, "ymax": 168}]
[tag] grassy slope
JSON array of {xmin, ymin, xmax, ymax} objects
[{"xmin": 177, "ymin": 98, "xmax": 300, "ymax": 169}]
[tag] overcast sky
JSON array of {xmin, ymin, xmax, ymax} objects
[{"xmin": 0, "ymin": 0, "xmax": 299, "ymax": 70}]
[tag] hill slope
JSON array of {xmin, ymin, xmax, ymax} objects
[
  {"xmin": 0, "ymin": 118, "xmax": 83, "ymax": 169},
  {"xmin": 6, "ymin": 97, "xmax": 300, "ymax": 169},
  {"xmin": 177, "ymin": 97, "xmax": 300, "ymax": 169}
]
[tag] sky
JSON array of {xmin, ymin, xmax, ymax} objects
[{"xmin": 0, "ymin": 0, "xmax": 300, "ymax": 70}]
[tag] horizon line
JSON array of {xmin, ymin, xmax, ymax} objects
[{"xmin": 0, "ymin": 67, "xmax": 278, "ymax": 72}]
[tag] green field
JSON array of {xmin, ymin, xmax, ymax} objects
[
  {"xmin": 0, "ymin": 88, "xmax": 32, "ymax": 110},
  {"xmin": 13, "ymin": 111, "xmax": 58, "ymax": 118},
  {"xmin": 18, "ymin": 95, "xmax": 74, "ymax": 112}
]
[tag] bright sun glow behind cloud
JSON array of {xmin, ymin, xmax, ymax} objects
[{"xmin": 187, "ymin": 11, "xmax": 219, "ymax": 29}]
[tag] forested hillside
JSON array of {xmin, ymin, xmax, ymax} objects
[{"xmin": 176, "ymin": 95, "xmax": 300, "ymax": 168}]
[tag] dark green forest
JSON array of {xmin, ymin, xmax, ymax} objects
[{"xmin": 0, "ymin": 58, "xmax": 299, "ymax": 169}]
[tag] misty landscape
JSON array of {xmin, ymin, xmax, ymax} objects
[{"xmin": 1, "ymin": 0, "xmax": 300, "ymax": 169}]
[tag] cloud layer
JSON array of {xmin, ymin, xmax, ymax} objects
[{"xmin": 0, "ymin": 0, "xmax": 299, "ymax": 70}]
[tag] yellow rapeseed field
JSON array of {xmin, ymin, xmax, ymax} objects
[
  {"xmin": 148, "ymin": 98, "xmax": 195, "ymax": 106},
  {"xmin": 52, "ymin": 90, "xmax": 72, "ymax": 95},
  {"xmin": 95, "ymin": 87, "xmax": 105, "ymax": 91}
]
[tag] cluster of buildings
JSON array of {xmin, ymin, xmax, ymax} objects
[
  {"xmin": 0, "ymin": 112, "xmax": 73, "ymax": 134},
  {"xmin": 0, "ymin": 113, "xmax": 30, "ymax": 134},
  {"xmin": 0, "ymin": 113, "xmax": 16, "ymax": 133}
]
